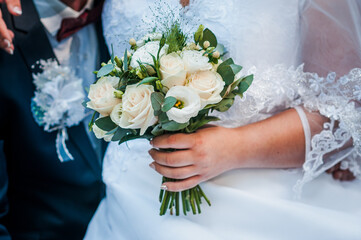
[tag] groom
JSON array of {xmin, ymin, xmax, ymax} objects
[{"xmin": 0, "ymin": 0, "xmax": 109, "ymax": 239}]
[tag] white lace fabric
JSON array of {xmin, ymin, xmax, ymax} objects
[{"xmin": 101, "ymin": 0, "xmax": 361, "ymax": 194}]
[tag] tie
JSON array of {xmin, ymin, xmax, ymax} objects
[{"xmin": 56, "ymin": 0, "xmax": 104, "ymax": 42}]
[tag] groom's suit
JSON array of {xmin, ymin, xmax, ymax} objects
[{"xmin": 0, "ymin": 0, "xmax": 109, "ymax": 239}]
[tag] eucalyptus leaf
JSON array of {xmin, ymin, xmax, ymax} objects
[
  {"xmin": 200, "ymin": 28, "xmax": 217, "ymax": 48},
  {"xmin": 97, "ymin": 64, "xmax": 114, "ymax": 78},
  {"xmin": 137, "ymin": 77, "xmax": 158, "ymax": 86},
  {"xmin": 151, "ymin": 92, "xmax": 164, "ymax": 112},
  {"xmin": 219, "ymin": 58, "xmax": 234, "ymax": 68},
  {"xmin": 82, "ymin": 101, "xmax": 88, "ymax": 108},
  {"xmin": 158, "ymin": 112, "xmax": 169, "ymax": 123},
  {"xmin": 214, "ymin": 98, "xmax": 234, "ymax": 112},
  {"xmin": 161, "ymin": 96, "xmax": 177, "ymax": 112},
  {"xmin": 230, "ymin": 64, "xmax": 243, "ymax": 75},
  {"xmin": 112, "ymin": 128, "xmax": 133, "ymax": 141},
  {"xmin": 238, "ymin": 74, "xmax": 254, "ymax": 95},
  {"xmin": 151, "ymin": 124, "xmax": 164, "ymax": 136},
  {"xmin": 162, "ymin": 121, "xmax": 189, "ymax": 131},
  {"xmin": 217, "ymin": 64, "xmax": 235, "ymax": 85},
  {"xmin": 95, "ymin": 116, "xmax": 118, "ymax": 131}
]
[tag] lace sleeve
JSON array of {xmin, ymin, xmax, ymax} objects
[{"xmin": 294, "ymin": 0, "xmax": 361, "ymax": 195}]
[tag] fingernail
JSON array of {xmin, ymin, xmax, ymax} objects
[
  {"xmin": 150, "ymin": 140, "xmax": 153, "ymax": 146},
  {"xmin": 13, "ymin": 6, "xmax": 22, "ymax": 15},
  {"xmin": 6, "ymin": 48, "xmax": 13, "ymax": 55},
  {"xmin": 4, "ymin": 39, "xmax": 11, "ymax": 48},
  {"xmin": 160, "ymin": 184, "xmax": 168, "ymax": 190},
  {"xmin": 149, "ymin": 163, "xmax": 155, "ymax": 170}
]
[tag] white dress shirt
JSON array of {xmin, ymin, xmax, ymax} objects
[{"xmin": 33, "ymin": 0, "xmax": 102, "ymax": 159}]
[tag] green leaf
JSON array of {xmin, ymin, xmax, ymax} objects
[
  {"xmin": 82, "ymin": 101, "xmax": 88, "ymax": 108},
  {"xmin": 151, "ymin": 92, "xmax": 164, "ymax": 112},
  {"xmin": 123, "ymin": 49, "xmax": 128, "ymax": 71},
  {"xmin": 137, "ymin": 77, "xmax": 158, "ymax": 86},
  {"xmin": 194, "ymin": 24, "xmax": 204, "ymax": 44},
  {"xmin": 237, "ymin": 74, "xmax": 254, "ymax": 95},
  {"xmin": 200, "ymin": 28, "xmax": 217, "ymax": 48},
  {"xmin": 161, "ymin": 96, "xmax": 177, "ymax": 112},
  {"xmin": 217, "ymin": 64, "xmax": 235, "ymax": 85},
  {"xmin": 95, "ymin": 116, "xmax": 118, "ymax": 131},
  {"xmin": 97, "ymin": 64, "xmax": 114, "ymax": 78},
  {"xmin": 158, "ymin": 112, "xmax": 169, "ymax": 123},
  {"xmin": 186, "ymin": 116, "xmax": 220, "ymax": 133},
  {"xmin": 111, "ymin": 44, "xmax": 115, "ymax": 65},
  {"xmin": 219, "ymin": 58, "xmax": 234, "ymax": 67},
  {"xmin": 112, "ymin": 127, "xmax": 132, "ymax": 141},
  {"xmin": 162, "ymin": 121, "xmax": 189, "ymax": 131},
  {"xmin": 151, "ymin": 124, "xmax": 164, "ymax": 136},
  {"xmin": 88, "ymin": 111, "xmax": 97, "ymax": 131},
  {"xmin": 230, "ymin": 64, "xmax": 243, "ymax": 75},
  {"xmin": 214, "ymin": 98, "xmax": 235, "ymax": 112}
]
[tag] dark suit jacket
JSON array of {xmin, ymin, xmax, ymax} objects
[{"xmin": 0, "ymin": 0, "xmax": 109, "ymax": 239}]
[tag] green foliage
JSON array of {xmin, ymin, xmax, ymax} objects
[
  {"xmin": 137, "ymin": 77, "xmax": 158, "ymax": 86},
  {"xmin": 95, "ymin": 116, "xmax": 117, "ymax": 131},
  {"xmin": 200, "ymin": 28, "xmax": 217, "ymax": 48},
  {"xmin": 161, "ymin": 96, "xmax": 177, "ymax": 112},
  {"xmin": 162, "ymin": 120, "xmax": 189, "ymax": 131},
  {"xmin": 97, "ymin": 64, "xmax": 114, "ymax": 78},
  {"xmin": 194, "ymin": 25, "xmax": 204, "ymax": 44},
  {"xmin": 166, "ymin": 22, "xmax": 187, "ymax": 53},
  {"xmin": 151, "ymin": 92, "xmax": 165, "ymax": 115}
]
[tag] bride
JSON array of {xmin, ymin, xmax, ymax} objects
[{"xmin": 85, "ymin": 0, "xmax": 361, "ymax": 239}]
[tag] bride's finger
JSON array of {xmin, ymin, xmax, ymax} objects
[
  {"xmin": 151, "ymin": 133, "xmax": 196, "ymax": 149},
  {"xmin": 161, "ymin": 175, "xmax": 202, "ymax": 192},
  {"xmin": 148, "ymin": 149, "xmax": 194, "ymax": 167},
  {"xmin": 149, "ymin": 162, "xmax": 198, "ymax": 180}
]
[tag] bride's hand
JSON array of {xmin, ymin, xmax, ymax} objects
[
  {"xmin": 148, "ymin": 109, "xmax": 307, "ymax": 192},
  {"xmin": 149, "ymin": 126, "xmax": 241, "ymax": 192}
]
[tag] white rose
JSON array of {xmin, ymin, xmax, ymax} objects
[
  {"xmin": 130, "ymin": 41, "xmax": 168, "ymax": 75},
  {"xmin": 160, "ymin": 52, "xmax": 187, "ymax": 89},
  {"xmin": 186, "ymin": 71, "xmax": 225, "ymax": 108},
  {"xmin": 87, "ymin": 76, "xmax": 121, "ymax": 116},
  {"xmin": 93, "ymin": 121, "xmax": 114, "ymax": 142},
  {"xmin": 118, "ymin": 84, "xmax": 157, "ymax": 135},
  {"xmin": 165, "ymin": 86, "xmax": 201, "ymax": 124},
  {"xmin": 181, "ymin": 50, "xmax": 212, "ymax": 74}
]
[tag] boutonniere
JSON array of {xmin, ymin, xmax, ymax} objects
[{"xmin": 31, "ymin": 59, "xmax": 86, "ymax": 162}]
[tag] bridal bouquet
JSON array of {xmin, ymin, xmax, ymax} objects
[{"xmin": 85, "ymin": 24, "xmax": 253, "ymax": 216}]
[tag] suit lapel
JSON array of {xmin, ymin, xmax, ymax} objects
[{"xmin": 12, "ymin": 0, "xmax": 102, "ymax": 174}]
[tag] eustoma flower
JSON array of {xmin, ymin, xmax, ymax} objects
[{"xmin": 165, "ymin": 86, "xmax": 201, "ymax": 123}]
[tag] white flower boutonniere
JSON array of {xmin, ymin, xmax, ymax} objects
[{"xmin": 31, "ymin": 59, "xmax": 86, "ymax": 162}]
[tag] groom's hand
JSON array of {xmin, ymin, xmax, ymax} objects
[{"xmin": 0, "ymin": 0, "xmax": 21, "ymax": 55}]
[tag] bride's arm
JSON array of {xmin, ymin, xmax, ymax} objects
[{"xmin": 149, "ymin": 108, "xmax": 326, "ymax": 192}]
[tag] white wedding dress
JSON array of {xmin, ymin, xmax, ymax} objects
[{"xmin": 85, "ymin": 0, "xmax": 361, "ymax": 239}]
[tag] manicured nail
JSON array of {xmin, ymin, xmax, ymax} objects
[
  {"xmin": 4, "ymin": 39, "xmax": 11, "ymax": 48},
  {"xmin": 150, "ymin": 139, "xmax": 154, "ymax": 146},
  {"xmin": 13, "ymin": 6, "xmax": 22, "ymax": 15},
  {"xmin": 149, "ymin": 163, "xmax": 155, "ymax": 170},
  {"xmin": 6, "ymin": 48, "xmax": 13, "ymax": 55},
  {"xmin": 160, "ymin": 184, "xmax": 168, "ymax": 190}
]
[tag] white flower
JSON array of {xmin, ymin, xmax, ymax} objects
[
  {"xmin": 160, "ymin": 52, "xmax": 187, "ymax": 89},
  {"xmin": 110, "ymin": 102, "xmax": 123, "ymax": 126},
  {"xmin": 87, "ymin": 76, "xmax": 122, "ymax": 116},
  {"xmin": 117, "ymin": 84, "xmax": 157, "ymax": 135},
  {"xmin": 130, "ymin": 41, "xmax": 168, "ymax": 75},
  {"xmin": 165, "ymin": 86, "xmax": 201, "ymax": 124},
  {"xmin": 93, "ymin": 121, "xmax": 113, "ymax": 142},
  {"xmin": 186, "ymin": 71, "xmax": 225, "ymax": 108},
  {"xmin": 181, "ymin": 50, "xmax": 212, "ymax": 74}
]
